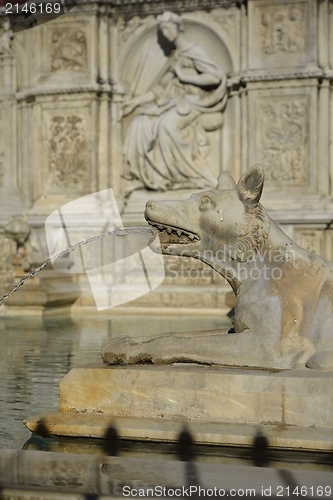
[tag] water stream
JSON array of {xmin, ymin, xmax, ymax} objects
[{"xmin": 0, "ymin": 227, "xmax": 152, "ymax": 307}]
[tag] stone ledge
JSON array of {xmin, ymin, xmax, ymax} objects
[
  {"xmin": 23, "ymin": 364, "xmax": 333, "ymax": 451},
  {"xmin": 24, "ymin": 412, "xmax": 333, "ymax": 452}
]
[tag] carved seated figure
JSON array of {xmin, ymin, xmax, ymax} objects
[
  {"xmin": 122, "ymin": 11, "xmax": 228, "ymax": 192},
  {"xmin": 103, "ymin": 164, "xmax": 333, "ymax": 371}
]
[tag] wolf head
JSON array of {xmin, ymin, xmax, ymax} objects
[{"xmin": 145, "ymin": 164, "xmax": 270, "ymax": 263}]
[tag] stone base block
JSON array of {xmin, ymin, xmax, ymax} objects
[
  {"xmin": 58, "ymin": 364, "xmax": 333, "ymax": 429},
  {"xmin": 24, "ymin": 364, "xmax": 333, "ymax": 451}
]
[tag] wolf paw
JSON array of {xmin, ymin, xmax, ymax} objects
[
  {"xmin": 306, "ymin": 350, "xmax": 333, "ymax": 371},
  {"xmin": 101, "ymin": 336, "xmax": 154, "ymax": 365}
]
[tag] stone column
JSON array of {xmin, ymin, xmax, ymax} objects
[
  {"xmin": 317, "ymin": 79, "xmax": 330, "ymax": 196},
  {"xmin": 97, "ymin": 92, "xmax": 110, "ymax": 191},
  {"xmin": 330, "ymin": 82, "xmax": 333, "ymax": 197},
  {"xmin": 0, "ymin": 55, "xmax": 14, "ymax": 92},
  {"xmin": 318, "ymin": 0, "xmax": 329, "ymax": 70},
  {"xmin": 109, "ymin": 20, "xmax": 124, "ymax": 199}
]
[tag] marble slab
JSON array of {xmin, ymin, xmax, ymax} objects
[{"xmin": 24, "ymin": 363, "xmax": 333, "ymax": 451}]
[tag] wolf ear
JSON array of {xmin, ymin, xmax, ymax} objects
[
  {"xmin": 216, "ymin": 172, "xmax": 237, "ymax": 190},
  {"xmin": 237, "ymin": 164, "xmax": 264, "ymax": 207}
]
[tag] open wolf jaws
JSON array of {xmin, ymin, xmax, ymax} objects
[{"xmin": 103, "ymin": 164, "xmax": 333, "ymax": 371}]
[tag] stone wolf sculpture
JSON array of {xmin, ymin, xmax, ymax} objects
[{"xmin": 103, "ymin": 164, "xmax": 333, "ymax": 370}]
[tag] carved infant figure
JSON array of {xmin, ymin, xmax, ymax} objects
[{"xmin": 103, "ymin": 164, "xmax": 333, "ymax": 371}]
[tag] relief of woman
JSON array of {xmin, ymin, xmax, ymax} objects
[{"xmin": 122, "ymin": 11, "xmax": 228, "ymax": 192}]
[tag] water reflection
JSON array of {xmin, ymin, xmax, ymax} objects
[
  {"xmin": 0, "ymin": 313, "xmax": 229, "ymax": 450},
  {"xmin": 2, "ymin": 312, "xmax": 333, "ymax": 474},
  {"xmin": 23, "ymin": 433, "xmax": 333, "ymax": 472}
]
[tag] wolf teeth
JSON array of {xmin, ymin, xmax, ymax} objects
[{"xmin": 148, "ymin": 219, "xmax": 199, "ymax": 241}]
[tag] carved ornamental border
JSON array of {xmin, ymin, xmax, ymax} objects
[{"xmin": 42, "ymin": 0, "xmax": 242, "ymax": 19}]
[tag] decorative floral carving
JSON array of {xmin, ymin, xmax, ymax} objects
[
  {"xmin": 48, "ymin": 114, "xmax": 88, "ymax": 191},
  {"xmin": 258, "ymin": 97, "xmax": 308, "ymax": 185},
  {"xmin": 260, "ymin": 4, "xmax": 306, "ymax": 55},
  {"xmin": 211, "ymin": 12, "xmax": 237, "ymax": 40},
  {"xmin": 51, "ymin": 29, "xmax": 87, "ymax": 71}
]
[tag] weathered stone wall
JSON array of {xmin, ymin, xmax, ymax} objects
[{"xmin": 0, "ymin": 0, "xmax": 332, "ymax": 310}]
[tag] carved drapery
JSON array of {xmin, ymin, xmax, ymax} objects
[{"xmin": 119, "ymin": 11, "xmax": 231, "ymax": 192}]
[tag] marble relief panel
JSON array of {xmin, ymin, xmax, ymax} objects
[
  {"xmin": 257, "ymin": 95, "xmax": 309, "ymax": 186},
  {"xmin": 118, "ymin": 12, "xmax": 235, "ymax": 194},
  {"xmin": 248, "ymin": 0, "xmax": 315, "ymax": 70},
  {"xmin": 296, "ymin": 229, "xmax": 324, "ymax": 256},
  {"xmin": 41, "ymin": 105, "xmax": 91, "ymax": 195},
  {"xmin": 37, "ymin": 19, "xmax": 92, "ymax": 85},
  {"xmin": 50, "ymin": 28, "xmax": 87, "ymax": 72},
  {"xmin": 249, "ymin": 86, "xmax": 317, "ymax": 194}
]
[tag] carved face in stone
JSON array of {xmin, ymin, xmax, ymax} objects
[
  {"xmin": 145, "ymin": 164, "xmax": 270, "ymax": 263},
  {"xmin": 158, "ymin": 21, "xmax": 179, "ymax": 44}
]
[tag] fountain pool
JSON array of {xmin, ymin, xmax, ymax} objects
[{"xmin": 0, "ymin": 312, "xmax": 333, "ymax": 475}]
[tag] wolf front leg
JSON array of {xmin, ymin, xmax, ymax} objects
[{"xmin": 101, "ymin": 329, "xmax": 298, "ymax": 370}]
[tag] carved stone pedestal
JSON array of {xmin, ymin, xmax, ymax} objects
[{"xmin": 25, "ymin": 364, "xmax": 333, "ymax": 451}]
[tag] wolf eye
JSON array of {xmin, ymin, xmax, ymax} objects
[{"xmin": 199, "ymin": 196, "xmax": 212, "ymax": 211}]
